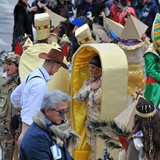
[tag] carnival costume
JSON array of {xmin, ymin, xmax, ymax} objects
[
  {"xmin": 118, "ymin": 15, "xmax": 149, "ymax": 98},
  {"xmin": 144, "ymin": 13, "xmax": 160, "ymax": 108},
  {"xmin": 0, "ymin": 53, "xmax": 20, "ymax": 160}
]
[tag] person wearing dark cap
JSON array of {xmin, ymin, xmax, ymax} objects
[
  {"xmin": 75, "ymin": 55, "xmax": 102, "ymax": 160},
  {"xmin": 10, "ymin": 43, "xmax": 68, "ymax": 147},
  {"xmin": 126, "ymin": 98, "xmax": 160, "ymax": 160}
]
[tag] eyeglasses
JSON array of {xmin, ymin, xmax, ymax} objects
[
  {"xmin": 50, "ymin": 108, "xmax": 69, "ymax": 117},
  {"xmin": 5, "ymin": 61, "xmax": 15, "ymax": 66}
]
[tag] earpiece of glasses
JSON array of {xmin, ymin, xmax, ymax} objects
[{"xmin": 51, "ymin": 108, "xmax": 69, "ymax": 117}]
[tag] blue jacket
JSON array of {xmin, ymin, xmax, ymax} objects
[
  {"xmin": 140, "ymin": 0, "xmax": 159, "ymax": 39},
  {"xmin": 19, "ymin": 122, "xmax": 73, "ymax": 160}
]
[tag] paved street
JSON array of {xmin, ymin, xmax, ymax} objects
[{"xmin": 0, "ymin": 0, "xmax": 33, "ymax": 52}]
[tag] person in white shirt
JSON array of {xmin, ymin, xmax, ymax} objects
[{"xmin": 10, "ymin": 47, "xmax": 68, "ymax": 146}]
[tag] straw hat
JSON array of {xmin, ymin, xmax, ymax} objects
[
  {"xmin": 38, "ymin": 42, "xmax": 68, "ymax": 69},
  {"xmin": 75, "ymin": 24, "xmax": 95, "ymax": 45},
  {"xmin": 120, "ymin": 15, "xmax": 148, "ymax": 40},
  {"xmin": 34, "ymin": 13, "xmax": 50, "ymax": 40}
]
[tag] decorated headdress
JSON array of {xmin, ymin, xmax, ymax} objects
[
  {"xmin": 151, "ymin": 13, "xmax": 160, "ymax": 52},
  {"xmin": 23, "ymin": 34, "xmax": 33, "ymax": 48},
  {"xmin": 135, "ymin": 97, "xmax": 156, "ymax": 118},
  {"xmin": 1, "ymin": 51, "xmax": 20, "ymax": 67},
  {"xmin": 35, "ymin": 13, "xmax": 51, "ymax": 40},
  {"xmin": 60, "ymin": 34, "xmax": 71, "ymax": 44},
  {"xmin": 75, "ymin": 24, "xmax": 95, "ymax": 45},
  {"xmin": 119, "ymin": 15, "xmax": 148, "ymax": 50}
]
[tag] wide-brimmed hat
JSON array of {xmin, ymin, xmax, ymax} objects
[{"xmin": 38, "ymin": 43, "xmax": 68, "ymax": 69}]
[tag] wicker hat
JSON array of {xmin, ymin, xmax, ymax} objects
[
  {"xmin": 38, "ymin": 42, "xmax": 68, "ymax": 69},
  {"xmin": 75, "ymin": 24, "xmax": 95, "ymax": 45},
  {"xmin": 35, "ymin": 13, "xmax": 51, "ymax": 40}
]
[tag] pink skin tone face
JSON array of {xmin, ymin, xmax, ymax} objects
[
  {"xmin": 89, "ymin": 64, "xmax": 102, "ymax": 78},
  {"xmin": 47, "ymin": 101, "xmax": 68, "ymax": 124},
  {"xmin": 50, "ymin": 63, "xmax": 61, "ymax": 75},
  {"xmin": 5, "ymin": 62, "xmax": 18, "ymax": 76}
]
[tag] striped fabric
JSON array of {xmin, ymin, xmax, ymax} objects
[{"xmin": 153, "ymin": 13, "xmax": 160, "ymax": 51}]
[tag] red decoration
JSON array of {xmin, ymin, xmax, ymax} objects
[
  {"xmin": 118, "ymin": 136, "xmax": 127, "ymax": 149},
  {"xmin": 14, "ymin": 42, "xmax": 22, "ymax": 55}
]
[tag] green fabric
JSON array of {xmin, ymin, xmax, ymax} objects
[
  {"xmin": 144, "ymin": 52, "xmax": 160, "ymax": 107},
  {"xmin": 144, "ymin": 52, "xmax": 160, "ymax": 81}
]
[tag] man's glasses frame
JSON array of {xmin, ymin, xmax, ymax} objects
[{"xmin": 50, "ymin": 107, "xmax": 69, "ymax": 117}]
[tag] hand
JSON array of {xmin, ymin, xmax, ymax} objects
[
  {"xmin": 38, "ymin": 1, "xmax": 43, "ymax": 8},
  {"xmin": 29, "ymin": 6, "xmax": 37, "ymax": 12},
  {"xmin": 86, "ymin": 79, "xmax": 92, "ymax": 85},
  {"xmin": 17, "ymin": 132, "xmax": 24, "ymax": 147},
  {"xmin": 90, "ymin": 81, "xmax": 101, "ymax": 90},
  {"xmin": 141, "ymin": 33, "xmax": 146, "ymax": 41}
]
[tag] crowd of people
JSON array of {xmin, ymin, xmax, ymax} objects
[{"xmin": 0, "ymin": 0, "xmax": 160, "ymax": 159}]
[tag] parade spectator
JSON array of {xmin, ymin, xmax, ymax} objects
[
  {"xmin": 76, "ymin": 0, "xmax": 103, "ymax": 25},
  {"xmin": 107, "ymin": 0, "xmax": 122, "ymax": 23},
  {"xmin": 130, "ymin": 0, "xmax": 144, "ymax": 19},
  {"xmin": 118, "ymin": 0, "xmax": 137, "ymax": 25},
  {"xmin": 12, "ymin": 0, "xmax": 37, "ymax": 51},
  {"xmin": 0, "ymin": 52, "xmax": 20, "ymax": 160},
  {"xmin": 143, "ymin": 13, "xmax": 160, "ymax": 108},
  {"xmin": 140, "ymin": 0, "xmax": 159, "ymax": 40},
  {"xmin": 75, "ymin": 55, "xmax": 102, "ymax": 159},
  {"xmin": 46, "ymin": 0, "xmax": 73, "ymax": 19},
  {"xmin": 10, "ymin": 47, "xmax": 68, "ymax": 147},
  {"xmin": 126, "ymin": 98, "xmax": 160, "ymax": 160},
  {"xmin": 19, "ymin": 90, "xmax": 80, "ymax": 160}
]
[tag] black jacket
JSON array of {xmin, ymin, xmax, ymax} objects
[{"xmin": 12, "ymin": 1, "xmax": 33, "ymax": 50}]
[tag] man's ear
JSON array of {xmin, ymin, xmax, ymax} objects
[{"xmin": 44, "ymin": 107, "xmax": 51, "ymax": 116}]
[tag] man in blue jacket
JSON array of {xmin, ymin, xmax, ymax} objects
[
  {"xmin": 140, "ymin": 0, "xmax": 159, "ymax": 40},
  {"xmin": 19, "ymin": 90, "xmax": 80, "ymax": 160}
]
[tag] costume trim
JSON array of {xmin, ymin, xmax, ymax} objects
[
  {"xmin": 79, "ymin": 36, "xmax": 93, "ymax": 45},
  {"xmin": 144, "ymin": 43, "xmax": 160, "ymax": 58},
  {"xmin": 128, "ymin": 63, "xmax": 143, "ymax": 71},
  {"xmin": 118, "ymin": 41, "xmax": 145, "ymax": 50},
  {"xmin": 36, "ymin": 24, "xmax": 50, "ymax": 30},
  {"xmin": 135, "ymin": 108, "xmax": 156, "ymax": 118}
]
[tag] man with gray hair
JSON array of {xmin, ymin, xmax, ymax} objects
[{"xmin": 19, "ymin": 89, "xmax": 80, "ymax": 160}]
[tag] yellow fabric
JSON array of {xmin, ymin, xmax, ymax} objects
[
  {"xmin": 71, "ymin": 43, "xmax": 128, "ymax": 160},
  {"xmin": 19, "ymin": 43, "xmax": 70, "ymax": 95},
  {"xmin": 128, "ymin": 63, "xmax": 146, "ymax": 95}
]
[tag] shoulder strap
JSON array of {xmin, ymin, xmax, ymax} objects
[{"xmin": 25, "ymin": 75, "xmax": 42, "ymax": 84}]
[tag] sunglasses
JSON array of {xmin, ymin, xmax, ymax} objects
[
  {"xmin": 5, "ymin": 61, "xmax": 15, "ymax": 66},
  {"xmin": 50, "ymin": 108, "xmax": 69, "ymax": 117}
]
